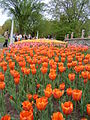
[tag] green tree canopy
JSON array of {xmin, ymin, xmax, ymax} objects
[
  {"xmin": 0, "ymin": 0, "xmax": 44, "ymax": 34},
  {"xmin": 47, "ymin": 0, "xmax": 90, "ymax": 40}
]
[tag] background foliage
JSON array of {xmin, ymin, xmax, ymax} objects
[{"xmin": 0, "ymin": 0, "xmax": 90, "ymax": 40}]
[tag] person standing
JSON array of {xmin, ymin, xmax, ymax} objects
[
  {"xmin": 3, "ymin": 29, "xmax": 9, "ymax": 47},
  {"xmin": 28, "ymin": 34, "xmax": 32, "ymax": 39}
]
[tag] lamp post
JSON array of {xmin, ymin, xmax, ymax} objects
[
  {"xmin": 10, "ymin": 19, "xmax": 14, "ymax": 44},
  {"xmin": 36, "ymin": 31, "xmax": 39, "ymax": 39}
]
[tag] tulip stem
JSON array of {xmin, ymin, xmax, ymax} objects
[{"xmin": 75, "ymin": 101, "xmax": 77, "ymax": 113}]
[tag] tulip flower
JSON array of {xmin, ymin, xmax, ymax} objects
[
  {"xmin": 68, "ymin": 73, "xmax": 75, "ymax": 82},
  {"xmin": 72, "ymin": 89, "xmax": 82, "ymax": 101},
  {"xmin": 27, "ymin": 94, "xmax": 32, "ymax": 101},
  {"xmin": 59, "ymin": 83, "xmax": 65, "ymax": 90},
  {"xmin": 14, "ymin": 77, "xmax": 20, "ymax": 85},
  {"xmin": 66, "ymin": 88, "xmax": 72, "ymax": 96},
  {"xmin": 40, "ymin": 66, "xmax": 48, "ymax": 74},
  {"xmin": 0, "ymin": 82, "xmax": 5, "ymax": 90},
  {"xmin": 1, "ymin": 115, "xmax": 11, "ymax": 120},
  {"xmin": 22, "ymin": 101, "xmax": 33, "ymax": 112},
  {"xmin": 20, "ymin": 110, "xmax": 33, "ymax": 120},
  {"xmin": 53, "ymin": 89, "xmax": 64, "ymax": 99},
  {"xmin": 49, "ymin": 72, "xmax": 56, "ymax": 81},
  {"xmin": 52, "ymin": 112, "xmax": 64, "ymax": 120},
  {"xmin": 36, "ymin": 97, "xmax": 48, "ymax": 110},
  {"xmin": 0, "ymin": 72, "xmax": 4, "ymax": 81},
  {"xmin": 61, "ymin": 101, "xmax": 73, "ymax": 115},
  {"xmin": 58, "ymin": 66, "xmax": 66, "ymax": 73},
  {"xmin": 44, "ymin": 87, "xmax": 52, "ymax": 98},
  {"xmin": 33, "ymin": 94, "xmax": 38, "ymax": 100},
  {"xmin": 87, "ymin": 104, "xmax": 90, "ymax": 116},
  {"xmin": 81, "ymin": 71, "xmax": 89, "ymax": 79}
]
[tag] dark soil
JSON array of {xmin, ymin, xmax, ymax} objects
[{"xmin": 5, "ymin": 93, "xmax": 19, "ymax": 120}]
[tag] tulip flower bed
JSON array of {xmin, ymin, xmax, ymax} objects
[{"xmin": 0, "ymin": 43, "xmax": 90, "ymax": 120}]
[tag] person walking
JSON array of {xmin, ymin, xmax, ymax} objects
[{"xmin": 3, "ymin": 29, "xmax": 9, "ymax": 47}]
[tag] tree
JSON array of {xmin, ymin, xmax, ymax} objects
[
  {"xmin": 0, "ymin": 0, "xmax": 44, "ymax": 34},
  {"xmin": 48, "ymin": 0, "xmax": 90, "ymax": 40},
  {"xmin": 49, "ymin": 0, "xmax": 89, "ymax": 22}
]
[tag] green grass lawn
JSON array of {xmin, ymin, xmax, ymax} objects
[
  {"xmin": 0, "ymin": 37, "xmax": 10, "ymax": 43},
  {"xmin": 0, "ymin": 37, "xmax": 5, "ymax": 43}
]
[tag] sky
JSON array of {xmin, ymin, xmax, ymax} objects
[{"xmin": 0, "ymin": 0, "xmax": 50, "ymax": 26}]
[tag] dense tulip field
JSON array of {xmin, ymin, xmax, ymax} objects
[{"xmin": 0, "ymin": 40, "xmax": 90, "ymax": 120}]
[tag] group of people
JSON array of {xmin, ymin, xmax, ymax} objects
[
  {"xmin": 13, "ymin": 33, "xmax": 32, "ymax": 42},
  {"xmin": 3, "ymin": 30, "xmax": 56, "ymax": 47},
  {"xmin": 3, "ymin": 30, "xmax": 33, "ymax": 47}
]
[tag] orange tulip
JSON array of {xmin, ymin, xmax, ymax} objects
[
  {"xmin": 23, "ymin": 68, "xmax": 30, "ymax": 75},
  {"xmin": 55, "ymin": 56, "xmax": 59, "ymax": 62},
  {"xmin": 59, "ymin": 66, "xmax": 66, "ymax": 73},
  {"xmin": 78, "ymin": 62, "xmax": 82, "ymax": 65},
  {"xmin": 10, "ymin": 96, "xmax": 13, "ymax": 100},
  {"xmin": 83, "ymin": 59, "xmax": 88, "ymax": 64},
  {"xmin": 68, "ymin": 73, "xmax": 75, "ymax": 81},
  {"xmin": 0, "ymin": 72, "xmax": 4, "ymax": 81},
  {"xmin": 3, "ymin": 66, "xmax": 7, "ymax": 72},
  {"xmin": 72, "ymin": 89, "xmax": 82, "ymax": 101},
  {"xmin": 22, "ymin": 101, "xmax": 33, "ymax": 112},
  {"xmin": 33, "ymin": 94, "xmax": 38, "ymax": 100},
  {"xmin": 67, "ymin": 63, "xmax": 72, "ymax": 68},
  {"xmin": 72, "ymin": 61, "xmax": 77, "ymax": 67},
  {"xmin": 49, "ymin": 72, "xmax": 56, "ymax": 81},
  {"xmin": 30, "ymin": 64, "xmax": 35, "ymax": 69},
  {"xmin": 59, "ymin": 83, "xmax": 65, "ymax": 90},
  {"xmin": 67, "ymin": 57, "xmax": 73, "ymax": 62},
  {"xmin": 31, "ymin": 68, "xmax": 36, "ymax": 75},
  {"xmin": 44, "ymin": 87, "xmax": 52, "ymax": 98},
  {"xmin": 78, "ymin": 58, "xmax": 82, "ymax": 62},
  {"xmin": 37, "ymin": 84, "xmax": 40, "ymax": 89},
  {"xmin": 52, "ymin": 112, "xmax": 64, "ymax": 120},
  {"xmin": 61, "ymin": 101, "xmax": 73, "ymax": 115},
  {"xmin": 20, "ymin": 110, "xmax": 33, "ymax": 120},
  {"xmin": 40, "ymin": 67, "xmax": 47, "ymax": 74},
  {"xmin": 79, "ymin": 65, "xmax": 84, "ymax": 71},
  {"xmin": 14, "ymin": 77, "xmax": 20, "ymax": 85},
  {"xmin": 66, "ymin": 88, "xmax": 72, "ymax": 96},
  {"xmin": 51, "ymin": 64, "xmax": 57, "ymax": 69},
  {"xmin": 81, "ymin": 71, "xmax": 89, "ymax": 79},
  {"xmin": 58, "ymin": 62, "xmax": 63, "ymax": 67},
  {"xmin": 9, "ymin": 62, "xmax": 15, "ymax": 70},
  {"xmin": 61, "ymin": 57, "xmax": 66, "ymax": 62},
  {"xmin": 53, "ymin": 89, "xmax": 64, "ymax": 99},
  {"xmin": 0, "ymin": 82, "xmax": 5, "ymax": 90},
  {"xmin": 36, "ymin": 97, "xmax": 48, "ymax": 110},
  {"xmin": 74, "ymin": 66, "xmax": 81, "ymax": 73},
  {"xmin": 85, "ymin": 64, "xmax": 90, "ymax": 71},
  {"xmin": 37, "ymin": 59, "xmax": 42, "ymax": 65},
  {"xmin": 87, "ymin": 104, "xmax": 90, "ymax": 115},
  {"xmin": 19, "ymin": 61, "xmax": 26, "ymax": 67},
  {"xmin": 27, "ymin": 94, "xmax": 32, "ymax": 101},
  {"xmin": 1, "ymin": 115, "xmax": 11, "ymax": 120},
  {"xmin": 46, "ymin": 84, "xmax": 52, "ymax": 88},
  {"xmin": 42, "ymin": 62, "xmax": 48, "ymax": 67},
  {"xmin": 83, "ymin": 79, "xmax": 87, "ymax": 84}
]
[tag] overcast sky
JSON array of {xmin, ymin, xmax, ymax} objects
[{"xmin": 0, "ymin": 0, "xmax": 50, "ymax": 26}]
